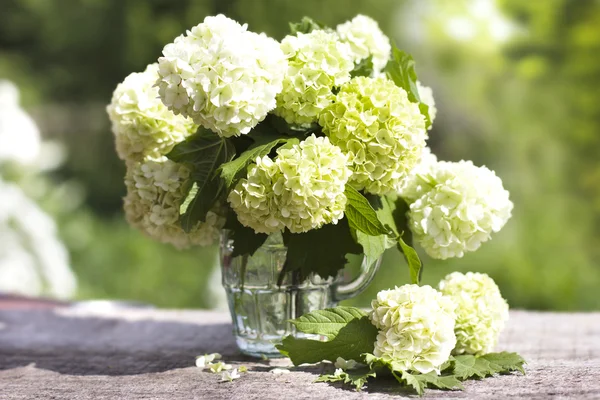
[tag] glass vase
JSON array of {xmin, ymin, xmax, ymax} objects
[{"xmin": 220, "ymin": 230, "xmax": 382, "ymax": 358}]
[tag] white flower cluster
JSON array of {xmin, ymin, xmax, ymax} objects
[
  {"xmin": 319, "ymin": 76, "xmax": 427, "ymax": 195},
  {"xmin": 228, "ymin": 135, "xmax": 351, "ymax": 234},
  {"xmin": 107, "ymin": 64, "xmax": 197, "ymax": 162},
  {"xmin": 370, "ymin": 284, "xmax": 457, "ymax": 374},
  {"xmin": 439, "ymin": 272, "xmax": 509, "ymax": 355},
  {"xmin": 124, "ymin": 158, "xmax": 224, "ymax": 249},
  {"xmin": 402, "ymin": 160, "xmax": 513, "ymax": 259},
  {"xmin": 156, "ymin": 15, "xmax": 287, "ymax": 137},
  {"xmin": 274, "ymin": 30, "xmax": 354, "ymax": 126},
  {"xmin": 0, "ymin": 178, "xmax": 76, "ymax": 299},
  {"xmin": 336, "ymin": 14, "xmax": 391, "ymax": 73}
]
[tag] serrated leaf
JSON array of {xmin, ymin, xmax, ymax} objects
[
  {"xmin": 398, "ymin": 236, "xmax": 422, "ymax": 285},
  {"xmin": 289, "ymin": 306, "xmax": 368, "ymax": 340},
  {"xmin": 355, "ymin": 231, "xmax": 395, "ymax": 269},
  {"xmin": 452, "ymin": 355, "xmax": 498, "ymax": 380},
  {"xmin": 219, "ymin": 138, "xmax": 289, "ymax": 189},
  {"xmin": 345, "ymin": 185, "xmax": 391, "ymax": 236},
  {"xmin": 316, "ymin": 368, "xmax": 376, "ymax": 391},
  {"xmin": 289, "ymin": 17, "xmax": 328, "ymax": 34},
  {"xmin": 350, "ymin": 56, "xmax": 374, "ymax": 78},
  {"xmin": 280, "ymin": 218, "xmax": 361, "ymax": 282},
  {"xmin": 480, "ymin": 352, "xmax": 526, "ymax": 375},
  {"xmin": 384, "ymin": 46, "xmax": 431, "ymax": 129},
  {"xmin": 397, "ymin": 371, "xmax": 463, "ymax": 396},
  {"xmin": 276, "ymin": 310, "xmax": 378, "ymax": 365},
  {"xmin": 166, "ymin": 128, "xmax": 235, "ymax": 232}
]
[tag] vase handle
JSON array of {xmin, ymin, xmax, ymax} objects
[{"xmin": 333, "ymin": 256, "xmax": 382, "ymax": 302}]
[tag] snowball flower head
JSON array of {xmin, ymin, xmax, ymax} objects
[
  {"xmin": 370, "ymin": 285, "xmax": 456, "ymax": 374},
  {"xmin": 417, "ymin": 81, "xmax": 437, "ymax": 126},
  {"xmin": 404, "ymin": 160, "xmax": 513, "ymax": 259},
  {"xmin": 336, "ymin": 14, "xmax": 391, "ymax": 73},
  {"xmin": 156, "ymin": 15, "xmax": 287, "ymax": 137},
  {"xmin": 124, "ymin": 158, "xmax": 224, "ymax": 248},
  {"xmin": 107, "ymin": 64, "xmax": 197, "ymax": 162},
  {"xmin": 274, "ymin": 30, "xmax": 354, "ymax": 126},
  {"xmin": 228, "ymin": 135, "xmax": 351, "ymax": 234},
  {"xmin": 319, "ymin": 76, "xmax": 427, "ymax": 195},
  {"xmin": 439, "ymin": 272, "xmax": 509, "ymax": 355}
]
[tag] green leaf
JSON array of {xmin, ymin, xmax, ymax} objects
[
  {"xmin": 179, "ymin": 176, "xmax": 222, "ymax": 232},
  {"xmin": 316, "ymin": 368, "xmax": 376, "ymax": 391},
  {"xmin": 452, "ymin": 355, "xmax": 499, "ymax": 380},
  {"xmin": 398, "ymin": 236, "xmax": 422, "ymax": 285},
  {"xmin": 344, "ymin": 185, "xmax": 391, "ymax": 236},
  {"xmin": 355, "ymin": 231, "xmax": 395, "ymax": 269},
  {"xmin": 276, "ymin": 307, "xmax": 378, "ymax": 365},
  {"xmin": 223, "ymin": 208, "xmax": 268, "ymax": 258},
  {"xmin": 166, "ymin": 128, "xmax": 235, "ymax": 232},
  {"xmin": 384, "ymin": 46, "xmax": 431, "ymax": 128},
  {"xmin": 350, "ymin": 56, "xmax": 374, "ymax": 78},
  {"xmin": 219, "ymin": 138, "xmax": 290, "ymax": 189},
  {"xmin": 280, "ymin": 218, "xmax": 361, "ymax": 282},
  {"xmin": 396, "ymin": 371, "xmax": 463, "ymax": 396},
  {"xmin": 289, "ymin": 306, "xmax": 368, "ymax": 340},
  {"xmin": 289, "ymin": 17, "xmax": 328, "ymax": 34},
  {"xmin": 391, "ymin": 196, "xmax": 413, "ymax": 246},
  {"xmin": 480, "ymin": 352, "xmax": 527, "ymax": 375}
]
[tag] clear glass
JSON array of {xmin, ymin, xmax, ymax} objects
[{"xmin": 220, "ymin": 230, "xmax": 382, "ymax": 358}]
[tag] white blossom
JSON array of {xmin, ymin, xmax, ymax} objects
[
  {"xmin": 439, "ymin": 272, "xmax": 509, "ymax": 355},
  {"xmin": 336, "ymin": 15, "xmax": 391, "ymax": 73},
  {"xmin": 370, "ymin": 284, "xmax": 456, "ymax": 374},
  {"xmin": 156, "ymin": 15, "xmax": 287, "ymax": 137},
  {"xmin": 404, "ymin": 160, "xmax": 513, "ymax": 259}
]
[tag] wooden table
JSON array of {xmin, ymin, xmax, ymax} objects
[{"xmin": 0, "ymin": 304, "xmax": 599, "ymax": 399}]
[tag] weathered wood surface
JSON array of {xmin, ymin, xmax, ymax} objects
[{"xmin": 0, "ymin": 307, "xmax": 599, "ymax": 399}]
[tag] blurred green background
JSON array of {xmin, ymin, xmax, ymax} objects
[{"xmin": 1, "ymin": 0, "xmax": 598, "ymax": 310}]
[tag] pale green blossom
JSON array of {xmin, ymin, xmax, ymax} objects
[
  {"xmin": 319, "ymin": 76, "xmax": 427, "ymax": 195},
  {"xmin": 156, "ymin": 15, "xmax": 287, "ymax": 137},
  {"xmin": 107, "ymin": 63, "xmax": 197, "ymax": 162},
  {"xmin": 209, "ymin": 361, "xmax": 232, "ymax": 373},
  {"xmin": 221, "ymin": 369, "xmax": 241, "ymax": 381},
  {"xmin": 336, "ymin": 15, "xmax": 391, "ymax": 73},
  {"xmin": 370, "ymin": 284, "xmax": 456, "ymax": 374},
  {"xmin": 404, "ymin": 160, "xmax": 513, "ymax": 259},
  {"xmin": 195, "ymin": 353, "xmax": 222, "ymax": 368},
  {"xmin": 124, "ymin": 158, "xmax": 225, "ymax": 249},
  {"xmin": 274, "ymin": 30, "xmax": 354, "ymax": 126},
  {"xmin": 228, "ymin": 135, "xmax": 351, "ymax": 234},
  {"xmin": 439, "ymin": 272, "xmax": 509, "ymax": 355}
]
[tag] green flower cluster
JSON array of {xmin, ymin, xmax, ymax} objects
[
  {"xmin": 274, "ymin": 30, "xmax": 354, "ymax": 126},
  {"xmin": 439, "ymin": 272, "xmax": 509, "ymax": 355},
  {"xmin": 319, "ymin": 76, "xmax": 427, "ymax": 195},
  {"xmin": 228, "ymin": 135, "xmax": 351, "ymax": 234}
]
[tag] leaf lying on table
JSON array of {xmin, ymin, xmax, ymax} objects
[
  {"xmin": 395, "ymin": 371, "xmax": 464, "ymax": 395},
  {"xmin": 316, "ymin": 368, "xmax": 376, "ymax": 391},
  {"xmin": 276, "ymin": 306, "xmax": 378, "ymax": 365}
]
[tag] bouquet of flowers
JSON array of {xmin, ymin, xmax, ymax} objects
[{"xmin": 108, "ymin": 14, "xmax": 523, "ymax": 394}]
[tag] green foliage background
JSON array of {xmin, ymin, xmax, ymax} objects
[{"xmin": 1, "ymin": 0, "xmax": 598, "ymax": 310}]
